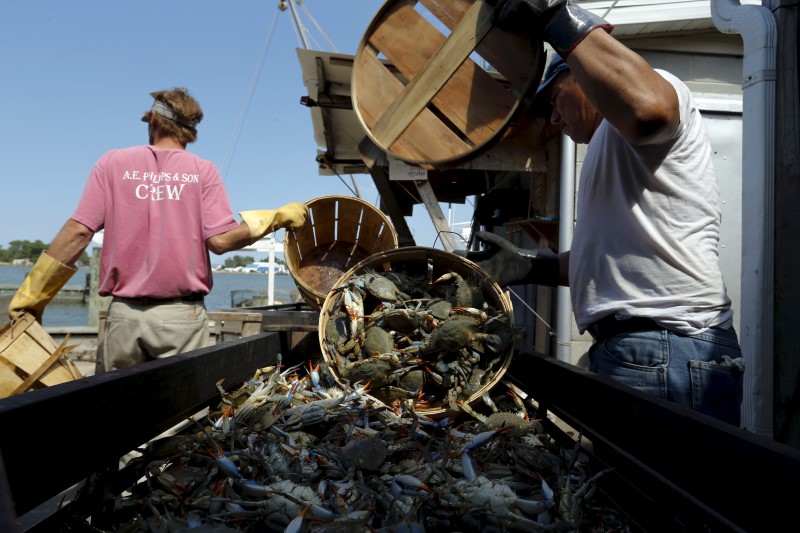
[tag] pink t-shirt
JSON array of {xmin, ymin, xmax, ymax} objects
[{"xmin": 71, "ymin": 146, "xmax": 239, "ymax": 298}]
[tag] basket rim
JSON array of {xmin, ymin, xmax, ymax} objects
[
  {"xmin": 283, "ymin": 195, "xmax": 399, "ymax": 308},
  {"xmin": 351, "ymin": 0, "xmax": 545, "ymax": 168}
]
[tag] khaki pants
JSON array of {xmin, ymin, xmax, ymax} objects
[{"xmin": 102, "ymin": 298, "xmax": 209, "ymax": 372}]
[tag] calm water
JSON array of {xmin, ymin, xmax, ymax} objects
[{"xmin": 0, "ymin": 265, "xmax": 301, "ymax": 327}]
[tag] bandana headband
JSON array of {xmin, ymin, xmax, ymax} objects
[{"xmin": 150, "ymin": 99, "xmax": 198, "ymax": 129}]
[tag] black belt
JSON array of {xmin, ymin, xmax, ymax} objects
[
  {"xmin": 113, "ymin": 293, "xmax": 205, "ymax": 305},
  {"xmin": 587, "ymin": 315, "xmax": 663, "ymax": 342}
]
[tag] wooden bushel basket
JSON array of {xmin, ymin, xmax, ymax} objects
[
  {"xmin": 284, "ymin": 196, "xmax": 398, "ymax": 310},
  {"xmin": 0, "ymin": 313, "xmax": 82, "ymax": 398},
  {"xmin": 318, "ymin": 246, "xmax": 515, "ymax": 418},
  {"xmin": 352, "ymin": 0, "xmax": 545, "ymax": 169}
]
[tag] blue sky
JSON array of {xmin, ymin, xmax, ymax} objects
[{"xmin": 0, "ymin": 0, "xmax": 473, "ymax": 264}]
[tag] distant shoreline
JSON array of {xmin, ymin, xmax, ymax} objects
[{"xmin": 0, "ymin": 262, "xmax": 288, "ymax": 274}]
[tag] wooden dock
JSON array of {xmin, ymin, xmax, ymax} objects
[{"xmin": 0, "ymin": 285, "xmax": 88, "ymax": 304}]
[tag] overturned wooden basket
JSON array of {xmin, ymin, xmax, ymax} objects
[{"xmin": 352, "ymin": 0, "xmax": 545, "ymax": 169}]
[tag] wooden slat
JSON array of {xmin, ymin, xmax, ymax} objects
[
  {"xmin": 415, "ymin": 180, "xmax": 459, "ymax": 252},
  {"xmin": 0, "ymin": 315, "xmax": 76, "ymax": 387},
  {"xmin": 286, "ymin": 226, "xmax": 313, "ymax": 265},
  {"xmin": 369, "ymin": 1, "xmax": 514, "ymax": 146},
  {"xmin": 10, "ymin": 338, "xmax": 76, "ymax": 396},
  {"xmin": 355, "ymin": 51, "xmax": 471, "ymax": 164},
  {"xmin": 311, "ymin": 199, "xmax": 336, "ymax": 245},
  {"xmin": 356, "ymin": 212, "xmax": 389, "ymax": 250},
  {"xmin": 0, "ymin": 360, "xmax": 21, "ymax": 398},
  {"xmin": 336, "ymin": 202, "xmax": 363, "ymax": 244},
  {"xmin": 368, "ymin": 0, "xmax": 495, "ymax": 148},
  {"xmin": 420, "ymin": 0, "xmax": 542, "ymax": 96}
]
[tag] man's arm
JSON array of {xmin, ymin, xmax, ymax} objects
[
  {"xmin": 48, "ymin": 219, "xmax": 95, "ymax": 265},
  {"xmin": 558, "ymin": 250, "xmax": 570, "ymax": 286},
  {"xmin": 567, "ymin": 30, "xmax": 680, "ymax": 145},
  {"xmin": 207, "ymin": 202, "xmax": 310, "ymax": 255},
  {"xmin": 7, "ymin": 219, "xmax": 93, "ymax": 322},
  {"xmin": 206, "ymin": 223, "xmax": 253, "ymax": 255}
]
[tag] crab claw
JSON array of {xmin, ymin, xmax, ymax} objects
[
  {"xmin": 306, "ymin": 360, "xmax": 321, "ymax": 388},
  {"xmin": 465, "ymin": 425, "xmax": 513, "ymax": 451}
]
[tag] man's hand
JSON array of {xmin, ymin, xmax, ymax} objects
[
  {"xmin": 488, "ymin": 0, "xmax": 613, "ymax": 57},
  {"xmin": 8, "ymin": 252, "xmax": 77, "ymax": 323},
  {"xmin": 457, "ymin": 231, "xmax": 559, "ymax": 287}
]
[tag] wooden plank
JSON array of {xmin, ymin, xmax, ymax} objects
[
  {"xmin": 0, "ymin": 315, "xmax": 75, "ymax": 387},
  {"xmin": 0, "ymin": 360, "xmax": 22, "ymax": 398},
  {"xmin": 368, "ymin": 0, "xmax": 495, "ymax": 148},
  {"xmin": 415, "ymin": 180, "xmax": 459, "ymax": 252},
  {"xmin": 356, "ymin": 212, "xmax": 390, "ymax": 251},
  {"xmin": 10, "ymin": 338, "xmax": 76, "ymax": 396},
  {"xmin": 0, "ymin": 332, "xmax": 282, "ymax": 517},
  {"xmin": 215, "ymin": 307, "xmax": 319, "ymax": 333},
  {"xmin": 355, "ymin": 51, "xmax": 470, "ymax": 165},
  {"xmin": 358, "ymin": 138, "xmax": 417, "ymax": 247},
  {"xmin": 23, "ymin": 315, "xmax": 59, "ymax": 352},
  {"xmin": 336, "ymin": 201, "xmax": 363, "ymax": 244},
  {"xmin": 369, "ymin": 1, "xmax": 514, "ymax": 145},
  {"xmin": 311, "ymin": 198, "xmax": 336, "ymax": 245},
  {"xmin": 0, "ymin": 317, "xmax": 33, "ymax": 353},
  {"xmin": 207, "ymin": 311, "xmax": 263, "ymax": 323},
  {"xmin": 0, "ymin": 333, "xmax": 74, "ymax": 387},
  {"xmin": 420, "ymin": 0, "xmax": 542, "ymax": 95},
  {"xmin": 241, "ymin": 321, "xmax": 261, "ymax": 337},
  {"xmin": 372, "ymin": 0, "xmax": 493, "ymax": 146},
  {"xmin": 287, "ymin": 225, "xmax": 314, "ymax": 264}
]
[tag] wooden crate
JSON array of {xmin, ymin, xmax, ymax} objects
[{"xmin": 0, "ymin": 313, "xmax": 82, "ymax": 398}]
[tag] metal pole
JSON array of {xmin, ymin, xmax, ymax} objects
[
  {"xmin": 287, "ymin": 0, "xmax": 309, "ymax": 49},
  {"xmin": 556, "ymin": 133, "xmax": 575, "ymax": 364}
]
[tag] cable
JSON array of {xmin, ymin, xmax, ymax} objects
[{"xmin": 221, "ymin": 7, "xmax": 281, "ymax": 181}]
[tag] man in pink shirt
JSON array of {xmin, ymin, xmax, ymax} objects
[{"xmin": 8, "ymin": 87, "xmax": 308, "ymax": 371}]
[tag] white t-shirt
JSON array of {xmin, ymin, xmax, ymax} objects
[{"xmin": 569, "ymin": 70, "xmax": 734, "ymax": 335}]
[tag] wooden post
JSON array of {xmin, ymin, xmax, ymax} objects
[{"xmin": 87, "ymin": 247, "xmax": 111, "ymax": 328}]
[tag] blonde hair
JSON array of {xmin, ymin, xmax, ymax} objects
[{"xmin": 141, "ymin": 87, "xmax": 203, "ymax": 145}]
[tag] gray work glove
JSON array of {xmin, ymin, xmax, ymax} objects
[
  {"xmin": 488, "ymin": 0, "xmax": 613, "ymax": 57},
  {"xmin": 457, "ymin": 231, "xmax": 559, "ymax": 288}
]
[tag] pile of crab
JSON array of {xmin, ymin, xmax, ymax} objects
[
  {"xmin": 86, "ymin": 358, "xmax": 630, "ymax": 532},
  {"xmin": 321, "ymin": 265, "xmax": 515, "ymax": 412}
]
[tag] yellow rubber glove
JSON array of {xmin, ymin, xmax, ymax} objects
[
  {"xmin": 8, "ymin": 252, "xmax": 77, "ymax": 323},
  {"xmin": 239, "ymin": 202, "xmax": 309, "ymax": 240}
]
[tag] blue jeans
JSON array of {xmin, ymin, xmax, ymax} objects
[{"xmin": 588, "ymin": 327, "xmax": 745, "ymax": 426}]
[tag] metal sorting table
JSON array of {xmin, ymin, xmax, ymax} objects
[{"xmin": 1, "ymin": 337, "xmax": 798, "ymax": 532}]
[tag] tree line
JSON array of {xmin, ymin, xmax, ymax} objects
[
  {"xmin": 0, "ymin": 241, "xmax": 280, "ymax": 271},
  {"xmin": 222, "ymin": 255, "xmax": 287, "ymax": 269},
  {"xmin": 0, "ymin": 240, "xmax": 90, "ymax": 265}
]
